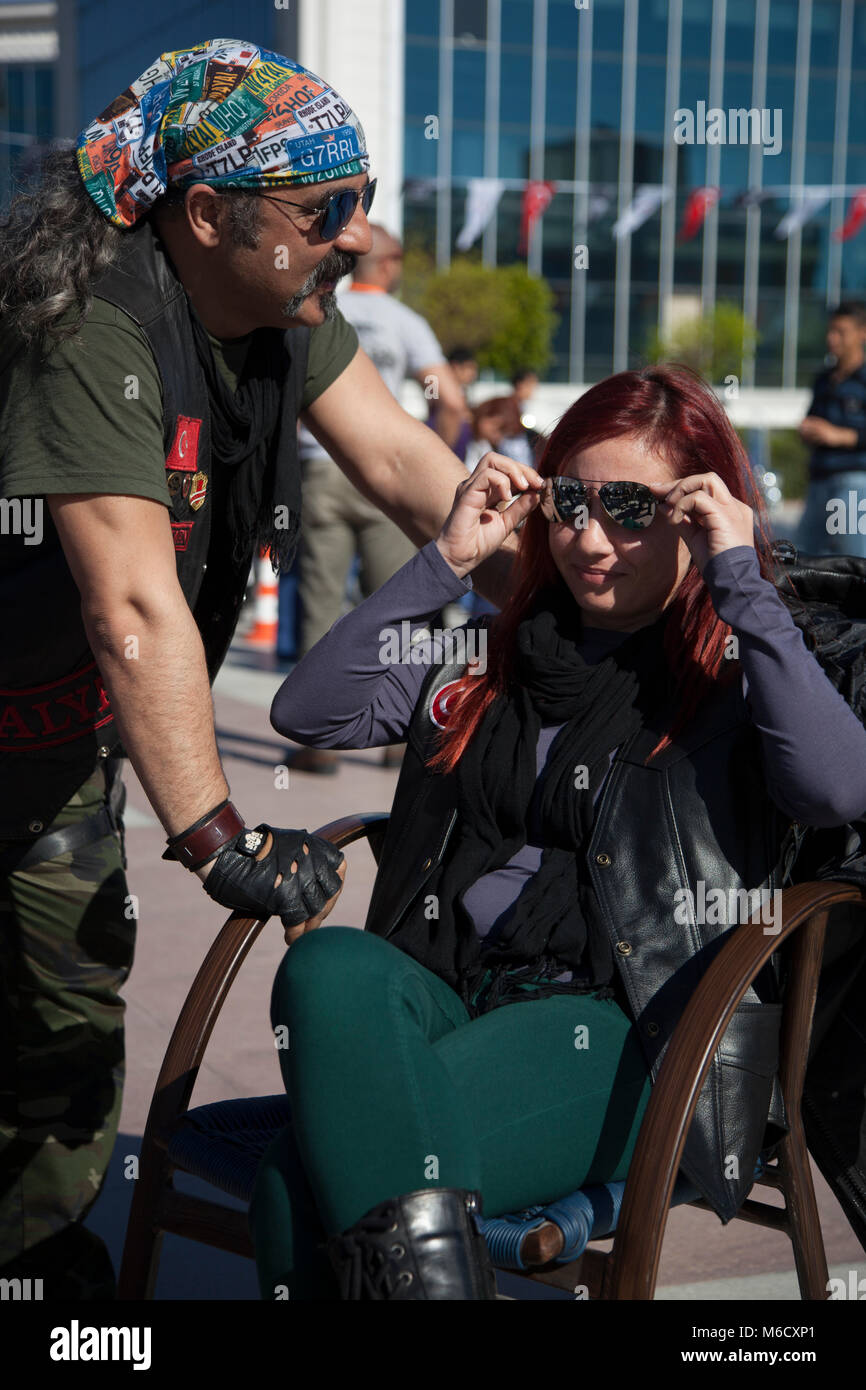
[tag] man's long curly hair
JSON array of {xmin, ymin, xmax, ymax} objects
[{"xmin": 0, "ymin": 146, "xmax": 265, "ymax": 354}]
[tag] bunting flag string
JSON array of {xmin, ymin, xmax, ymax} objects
[{"xmin": 402, "ymin": 179, "xmax": 866, "ymax": 247}]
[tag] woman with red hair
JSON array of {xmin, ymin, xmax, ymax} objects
[{"xmin": 255, "ymin": 365, "xmax": 866, "ymax": 1300}]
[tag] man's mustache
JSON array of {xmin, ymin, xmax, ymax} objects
[
  {"xmin": 281, "ymin": 250, "xmax": 357, "ymax": 320},
  {"xmin": 308, "ymin": 251, "xmax": 356, "ymax": 291}
]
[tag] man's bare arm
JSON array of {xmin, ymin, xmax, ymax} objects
[
  {"xmin": 301, "ymin": 347, "xmax": 523, "ymax": 606},
  {"xmin": 47, "ymin": 493, "xmax": 231, "ymax": 880}
]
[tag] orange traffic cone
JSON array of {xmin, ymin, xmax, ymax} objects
[{"xmin": 243, "ymin": 548, "xmax": 279, "ymax": 648}]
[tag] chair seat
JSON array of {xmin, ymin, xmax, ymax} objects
[
  {"xmin": 166, "ymin": 1094, "xmax": 759, "ymax": 1272},
  {"xmin": 167, "ymin": 1095, "xmax": 292, "ymax": 1202}
]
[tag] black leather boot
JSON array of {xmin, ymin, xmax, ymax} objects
[{"xmin": 326, "ymin": 1188, "xmax": 498, "ymax": 1299}]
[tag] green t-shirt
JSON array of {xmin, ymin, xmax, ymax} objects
[{"xmin": 0, "ymin": 299, "xmax": 358, "ymax": 502}]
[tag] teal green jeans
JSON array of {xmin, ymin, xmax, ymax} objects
[{"xmin": 250, "ymin": 926, "xmax": 652, "ymax": 1299}]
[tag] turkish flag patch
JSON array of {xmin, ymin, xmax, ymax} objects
[
  {"xmin": 165, "ymin": 415, "xmax": 202, "ymax": 473},
  {"xmin": 430, "ymin": 679, "xmax": 463, "ymax": 730}
]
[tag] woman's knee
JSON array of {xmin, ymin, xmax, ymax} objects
[{"xmin": 270, "ymin": 925, "xmax": 397, "ymax": 1024}]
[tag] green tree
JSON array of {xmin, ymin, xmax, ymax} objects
[
  {"xmin": 644, "ymin": 301, "xmax": 758, "ymax": 385},
  {"xmin": 400, "ymin": 255, "xmax": 557, "ymax": 377},
  {"xmin": 479, "ymin": 265, "xmax": 558, "ymax": 378}
]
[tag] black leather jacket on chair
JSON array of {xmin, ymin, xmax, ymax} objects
[
  {"xmin": 771, "ymin": 544, "xmax": 866, "ymax": 1253},
  {"xmin": 364, "ymin": 644, "xmax": 797, "ymax": 1225}
]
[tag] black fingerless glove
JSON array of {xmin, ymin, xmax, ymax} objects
[{"xmin": 202, "ymin": 824, "xmax": 344, "ymax": 928}]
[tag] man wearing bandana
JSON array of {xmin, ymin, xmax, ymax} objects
[{"xmin": 0, "ymin": 39, "xmax": 517, "ymax": 1298}]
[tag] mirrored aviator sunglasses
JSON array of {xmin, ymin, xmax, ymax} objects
[
  {"xmin": 541, "ymin": 477, "xmax": 658, "ymax": 531},
  {"xmin": 319, "ymin": 177, "xmax": 377, "ymax": 238}
]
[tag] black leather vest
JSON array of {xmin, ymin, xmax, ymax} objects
[
  {"xmin": 91, "ymin": 221, "xmax": 310, "ymax": 682},
  {"xmin": 0, "ymin": 222, "xmax": 309, "ymax": 835},
  {"xmin": 364, "ymin": 630, "xmax": 797, "ymax": 1223}
]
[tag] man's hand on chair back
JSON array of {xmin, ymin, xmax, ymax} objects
[
  {"xmin": 203, "ymin": 825, "xmax": 346, "ymax": 932},
  {"xmin": 284, "ymin": 858, "xmax": 347, "ymax": 944}
]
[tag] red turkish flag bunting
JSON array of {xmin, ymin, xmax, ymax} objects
[
  {"xmin": 677, "ymin": 187, "xmax": 720, "ymax": 242},
  {"xmin": 519, "ymin": 181, "xmax": 556, "ymax": 254},
  {"xmin": 834, "ymin": 190, "xmax": 866, "ymax": 242}
]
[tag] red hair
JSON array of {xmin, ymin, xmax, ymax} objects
[{"xmin": 429, "ymin": 363, "xmax": 777, "ymax": 773}]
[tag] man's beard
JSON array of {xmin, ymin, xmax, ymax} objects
[{"xmin": 282, "ymin": 249, "xmax": 357, "ymax": 320}]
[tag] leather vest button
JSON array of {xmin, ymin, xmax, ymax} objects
[
  {"xmin": 97, "ymin": 745, "xmax": 111, "ymax": 759},
  {"xmin": 646, "ymin": 1021, "xmax": 660, "ymax": 1037},
  {"xmin": 615, "ymin": 941, "xmax": 632, "ymax": 955},
  {"xmin": 28, "ymin": 820, "xmax": 44, "ymax": 834},
  {"xmin": 596, "ymin": 852, "xmax": 612, "ymax": 866},
  {"xmin": 421, "ymin": 857, "xmax": 432, "ymax": 870}
]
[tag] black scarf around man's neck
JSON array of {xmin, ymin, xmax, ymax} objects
[
  {"xmin": 392, "ymin": 582, "xmax": 675, "ymax": 1017},
  {"xmin": 188, "ymin": 307, "xmax": 301, "ymax": 573}
]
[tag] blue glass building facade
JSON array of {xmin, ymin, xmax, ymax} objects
[
  {"xmin": 3, "ymin": 0, "xmax": 863, "ymax": 390},
  {"xmin": 0, "ymin": 1, "xmax": 295, "ymax": 208},
  {"xmin": 73, "ymin": 2, "xmax": 288, "ymax": 132},
  {"xmin": 0, "ymin": 0, "xmax": 57, "ymax": 201},
  {"xmin": 404, "ymin": 0, "xmax": 866, "ymax": 386},
  {"xmin": 0, "ymin": 61, "xmax": 54, "ymax": 195}
]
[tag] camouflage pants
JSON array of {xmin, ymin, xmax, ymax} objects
[{"xmin": 0, "ymin": 758, "xmax": 134, "ymax": 1298}]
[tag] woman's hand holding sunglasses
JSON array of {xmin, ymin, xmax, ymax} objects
[
  {"xmin": 435, "ymin": 452, "xmax": 544, "ymax": 579},
  {"xmin": 646, "ymin": 474, "xmax": 755, "ymax": 573}
]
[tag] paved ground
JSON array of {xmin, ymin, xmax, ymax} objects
[{"xmin": 84, "ymin": 497, "xmax": 866, "ymax": 1300}]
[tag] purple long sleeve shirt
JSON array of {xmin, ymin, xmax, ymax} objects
[{"xmin": 271, "ymin": 540, "xmax": 866, "ymax": 945}]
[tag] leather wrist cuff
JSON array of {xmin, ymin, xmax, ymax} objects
[
  {"xmin": 167, "ymin": 799, "xmax": 230, "ymax": 844},
  {"xmin": 162, "ymin": 802, "xmax": 245, "ymax": 871}
]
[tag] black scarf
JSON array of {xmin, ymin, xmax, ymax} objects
[
  {"xmin": 391, "ymin": 583, "xmax": 675, "ymax": 1018},
  {"xmin": 188, "ymin": 308, "xmax": 301, "ymax": 573}
]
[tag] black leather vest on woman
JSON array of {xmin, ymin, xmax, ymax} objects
[
  {"xmin": 364, "ymin": 625, "xmax": 804, "ymax": 1225},
  {"xmin": 0, "ymin": 220, "xmax": 309, "ymax": 836}
]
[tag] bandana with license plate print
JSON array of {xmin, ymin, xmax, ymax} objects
[{"xmin": 77, "ymin": 38, "xmax": 369, "ymax": 228}]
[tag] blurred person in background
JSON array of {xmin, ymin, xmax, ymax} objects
[
  {"xmin": 511, "ymin": 367, "xmax": 543, "ymax": 458},
  {"xmin": 462, "ymin": 396, "xmax": 530, "ymax": 620},
  {"xmin": 429, "ymin": 347, "xmax": 478, "ymax": 461},
  {"xmin": 465, "ymin": 394, "xmax": 539, "ymax": 476},
  {"xmin": 290, "ymin": 225, "xmax": 466, "ymax": 773},
  {"xmin": 796, "ymin": 300, "xmax": 866, "ymax": 561},
  {"xmin": 449, "ymin": 347, "xmax": 480, "ymax": 393},
  {"xmin": 464, "ymin": 396, "xmax": 526, "ymax": 472},
  {"xmin": 511, "ymin": 368, "xmax": 539, "ymax": 416}
]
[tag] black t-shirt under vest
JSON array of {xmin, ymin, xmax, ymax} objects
[{"xmin": 0, "ymin": 221, "xmax": 309, "ymax": 838}]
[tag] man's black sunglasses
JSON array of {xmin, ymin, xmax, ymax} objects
[
  {"xmin": 257, "ymin": 178, "xmax": 377, "ymax": 241},
  {"xmin": 541, "ymin": 477, "xmax": 658, "ymax": 530}
]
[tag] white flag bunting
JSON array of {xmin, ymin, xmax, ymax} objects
[
  {"xmin": 612, "ymin": 185, "xmax": 671, "ymax": 240},
  {"xmin": 773, "ymin": 189, "xmax": 833, "ymax": 239},
  {"xmin": 456, "ymin": 178, "xmax": 506, "ymax": 251}
]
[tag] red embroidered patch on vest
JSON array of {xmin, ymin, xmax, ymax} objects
[
  {"xmin": 0, "ymin": 661, "xmax": 112, "ymax": 750},
  {"xmin": 165, "ymin": 416, "xmax": 202, "ymax": 472},
  {"xmin": 171, "ymin": 522, "xmax": 193, "ymax": 551},
  {"xmin": 430, "ymin": 680, "xmax": 463, "ymax": 730}
]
